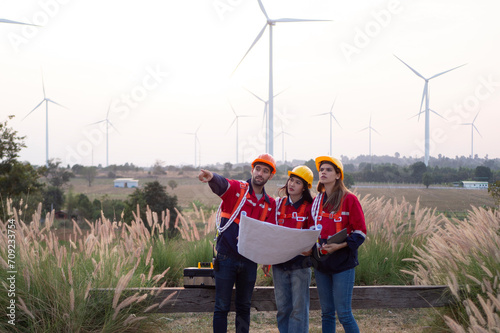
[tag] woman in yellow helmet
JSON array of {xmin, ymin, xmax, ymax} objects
[
  {"xmin": 266, "ymin": 165, "xmax": 315, "ymax": 333},
  {"xmin": 311, "ymin": 156, "xmax": 367, "ymax": 333}
]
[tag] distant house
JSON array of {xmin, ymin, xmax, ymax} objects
[
  {"xmin": 461, "ymin": 181, "xmax": 488, "ymax": 189},
  {"xmin": 114, "ymin": 178, "xmax": 139, "ymax": 188},
  {"xmin": 55, "ymin": 210, "xmax": 68, "ymax": 219}
]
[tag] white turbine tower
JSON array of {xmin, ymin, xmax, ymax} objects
[
  {"xmin": 245, "ymin": 87, "xmax": 287, "ymax": 153},
  {"xmin": 88, "ymin": 102, "xmax": 119, "ymax": 167},
  {"xmin": 314, "ymin": 97, "xmax": 342, "ymax": 156},
  {"xmin": 461, "ymin": 111, "xmax": 482, "ymax": 158},
  {"xmin": 227, "ymin": 102, "xmax": 253, "ymax": 164},
  {"xmin": 395, "ymin": 55, "xmax": 466, "ymax": 166},
  {"xmin": 23, "ymin": 72, "xmax": 67, "ymax": 166},
  {"xmin": 185, "ymin": 125, "xmax": 201, "ymax": 167},
  {"xmin": 360, "ymin": 115, "xmax": 380, "ymax": 168},
  {"xmin": 275, "ymin": 125, "xmax": 292, "ymax": 162},
  {"xmin": 234, "ymin": 0, "xmax": 330, "ymax": 156}
]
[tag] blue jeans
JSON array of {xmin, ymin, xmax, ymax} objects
[
  {"xmin": 213, "ymin": 254, "xmax": 257, "ymax": 333},
  {"xmin": 272, "ymin": 266, "xmax": 311, "ymax": 333},
  {"xmin": 314, "ymin": 268, "xmax": 359, "ymax": 333}
]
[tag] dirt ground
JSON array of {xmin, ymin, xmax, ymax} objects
[{"xmin": 154, "ymin": 308, "xmax": 440, "ymax": 332}]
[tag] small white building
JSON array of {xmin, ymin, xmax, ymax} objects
[
  {"xmin": 114, "ymin": 178, "xmax": 139, "ymax": 188},
  {"xmin": 461, "ymin": 181, "xmax": 488, "ymax": 189}
]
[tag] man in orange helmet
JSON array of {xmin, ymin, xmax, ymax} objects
[{"xmin": 199, "ymin": 153, "xmax": 277, "ymax": 333}]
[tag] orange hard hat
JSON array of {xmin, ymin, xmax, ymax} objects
[
  {"xmin": 315, "ymin": 156, "xmax": 344, "ymax": 180},
  {"xmin": 252, "ymin": 153, "xmax": 276, "ymax": 174}
]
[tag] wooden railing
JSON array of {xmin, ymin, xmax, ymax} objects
[{"xmin": 92, "ymin": 285, "xmax": 453, "ymax": 313}]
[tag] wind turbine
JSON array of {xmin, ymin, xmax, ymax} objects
[
  {"xmin": 359, "ymin": 115, "xmax": 380, "ymax": 168},
  {"xmin": 314, "ymin": 97, "xmax": 342, "ymax": 156},
  {"xmin": 185, "ymin": 125, "xmax": 201, "ymax": 167},
  {"xmin": 23, "ymin": 72, "xmax": 67, "ymax": 166},
  {"xmin": 245, "ymin": 87, "xmax": 287, "ymax": 153},
  {"xmin": 88, "ymin": 102, "xmax": 119, "ymax": 167},
  {"xmin": 226, "ymin": 102, "xmax": 253, "ymax": 164},
  {"xmin": 275, "ymin": 125, "xmax": 292, "ymax": 162},
  {"xmin": 461, "ymin": 111, "xmax": 482, "ymax": 158},
  {"xmin": 395, "ymin": 55, "xmax": 466, "ymax": 166},
  {"xmin": 233, "ymin": 0, "xmax": 330, "ymax": 156}
]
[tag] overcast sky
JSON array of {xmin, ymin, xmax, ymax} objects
[{"xmin": 1, "ymin": 0, "xmax": 499, "ymax": 167}]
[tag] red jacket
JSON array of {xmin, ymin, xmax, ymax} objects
[{"xmin": 209, "ymin": 173, "xmax": 276, "ymax": 261}]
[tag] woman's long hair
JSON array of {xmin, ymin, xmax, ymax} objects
[
  {"xmin": 316, "ymin": 161, "xmax": 349, "ymax": 212},
  {"xmin": 278, "ymin": 175, "xmax": 314, "ymax": 203}
]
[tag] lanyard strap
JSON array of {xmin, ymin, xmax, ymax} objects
[
  {"xmin": 277, "ymin": 198, "xmax": 307, "ymax": 228},
  {"xmin": 216, "ymin": 182, "xmax": 270, "ymax": 235},
  {"xmin": 313, "ymin": 192, "xmax": 345, "ymax": 234},
  {"xmin": 215, "ymin": 182, "xmax": 249, "ymax": 235}
]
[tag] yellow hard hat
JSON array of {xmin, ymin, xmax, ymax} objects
[
  {"xmin": 288, "ymin": 165, "xmax": 313, "ymax": 188},
  {"xmin": 315, "ymin": 156, "xmax": 344, "ymax": 180},
  {"xmin": 252, "ymin": 153, "xmax": 276, "ymax": 174}
]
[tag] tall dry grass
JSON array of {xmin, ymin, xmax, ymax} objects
[
  {"xmin": 402, "ymin": 206, "xmax": 500, "ymax": 332},
  {"xmin": 0, "ymin": 201, "xmax": 193, "ymax": 332},
  {"xmin": 355, "ymin": 194, "xmax": 447, "ymax": 285}
]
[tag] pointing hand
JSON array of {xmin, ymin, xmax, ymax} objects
[{"xmin": 198, "ymin": 169, "xmax": 213, "ymax": 183}]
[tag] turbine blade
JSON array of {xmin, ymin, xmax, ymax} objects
[
  {"xmin": 429, "ymin": 63, "xmax": 467, "ymax": 80},
  {"xmin": 473, "ymin": 125, "xmax": 482, "ymax": 137},
  {"xmin": 41, "ymin": 71, "xmax": 46, "ymax": 98},
  {"xmin": 313, "ymin": 112, "xmax": 329, "ymax": 116},
  {"xmin": 0, "ymin": 18, "xmax": 38, "ymax": 26},
  {"xmin": 418, "ymin": 83, "xmax": 427, "ymax": 115},
  {"xmin": 329, "ymin": 97, "xmax": 337, "ymax": 113},
  {"xmin": 23, "ymin": 100, "xmax": 44, "ymax": 119},
  {"xmin": 430, "ymin": 109, "xmax": 446, "ymax": 120},
  {"xmin": 394, "ymin": 55, "xmax": 426, "ymax": 80},
  {"xmin": 88, "ymin": 119, "xmax": 106, "ymax": 126},
  {"xmin": 228, "ymin": 100, "xmax": 237, "ymax": 117},
  {"xmin": 332, "ymin": 115, "xmax": 342, "ymax": 128},
  {"xmin": 273, "ymin": 87, "xmax": 289, "ymax": 98},
  {"xmin": 359, "ymin": 127, "xmax": 368, "ymax": 132},
  {"xmin": 410, "ymin": 111, "xmax": 424, "ymax": 121},
  {"xmin": 232, "ymin": 23, "xmax": 267, "ymax": 75},
  {"xmin": 472, "ymin": 111, "xmax": 479, "ymax": 123},
  {"xmin": 47, "ymin": 98, "xmax": 68, "ymax": 109},
  {"xmin": 108, "ymin": 121, "xmax": 120, "ymax": 135},
  {"xmin": 274, "ymin": 18, "xmax": 331, "ymax": 23},
  {"xmin": 372, "ymin": 128, "xmax": 381, "ymax": 135},
  {"xmin": 106, "ymin": 101, "xmax": 112, "ymax": 119},
  {"xmin": 226, "ymin": 118, "xmax": 237, "ymax": 134},
  {"xmin": 244, "ymin": 87, "xmax": 265, "ymax": 102},
  {"xmin": 257, "ymin": 0, "xmax": 269, "ymax": 20}
]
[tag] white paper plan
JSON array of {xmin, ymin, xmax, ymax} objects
[{"xmin": 237, "ymin": 215, "xmax": 321, "ymax": 265}]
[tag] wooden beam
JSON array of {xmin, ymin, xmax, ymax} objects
[{"xmin": 91, "ymin": 285, "xmax": 453, "ymax": 313}]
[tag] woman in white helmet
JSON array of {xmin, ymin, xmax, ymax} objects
[
  {"xmin": 311, "ymin": 156, "xmax": 367, "ymax": 333},
  {"xmin": 266, "ymin": 165, "xmax": 315, "ymax": 333}
]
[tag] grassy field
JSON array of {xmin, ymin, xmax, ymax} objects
[{"xmin": 69, "ymin": 172, "xmax": 496, "ymax": 214}]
